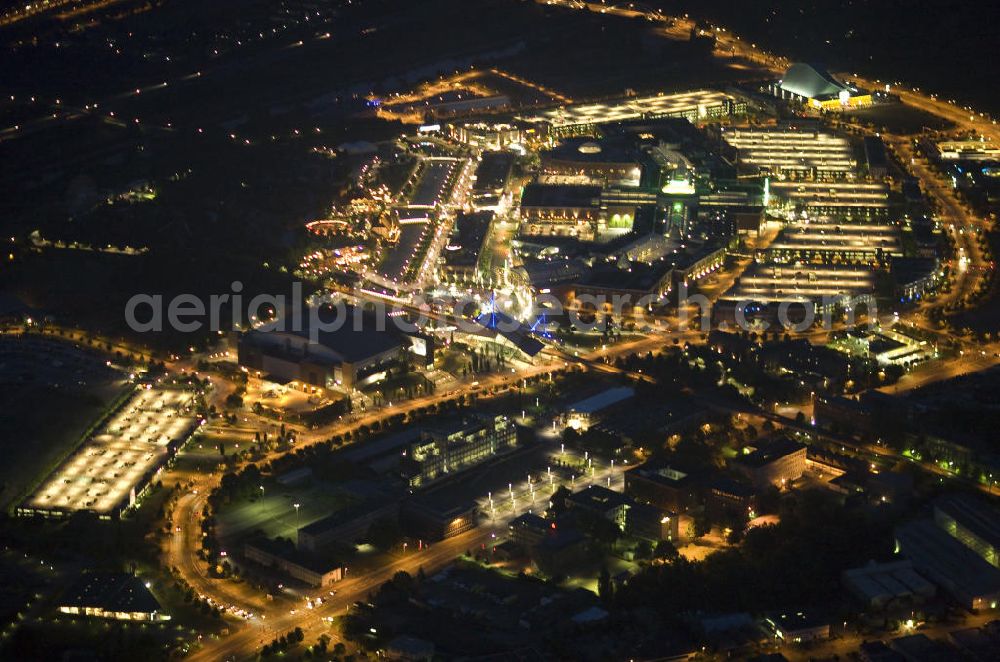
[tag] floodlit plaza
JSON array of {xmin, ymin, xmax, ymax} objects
[{"xmin": 21, "ymin": 387, "xmax": 198, "ymax": 519}]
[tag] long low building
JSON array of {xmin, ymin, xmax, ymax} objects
[
  {"xmin": 769, "ymin": 218, "xmax": 901, "ymax": 263},
  {"xmin": 715, "ymin": 263, "xmax": 876, "ymax": 325},
  {"xmin": 933, "ymin": 139, "xmax": 1000, "ymax": 162},
  {"xmin": 244, "ymin": 538, "xmax": 344, "ymax": 588},
  {"xmin": 768, "ymin": 181, "xmax": 891, "ymax": 217},
  {"xmin": 896, "ymin": 518, "xmax": 1000, "ymax": 611},
  {"xmin": 842, "ymin": 560, "xmax": 936, "ymax": 609},
  {"xmin": 934, "ymin": 494, "xmax": 1000, "ymax": 569},
  {"xmin": 297, "ymin": 497, "xmax": 399, "ymax": 552},
  {"xmin": 722, "ymin": 125, "xmax": 857, "ymax": 178},
  {"xmin": 525, "ymin": 90, "xmax": 745, "ymax": 136},
  {"xmin": 58, "ymin": 573, "xmax": 169, "ymax": 622}
]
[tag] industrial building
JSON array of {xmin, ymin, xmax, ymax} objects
[
  {"xmin": 764, "ymin": 611, "xmax": 831, "ymax": 643},
  {"xmin": 57, "ymin": 573, "xmax": 169, "ymax": 622},
  {"xmin": 401, "ymin": 495, "xmax": 478, "ymax": 540},
  {"xmin": 895, "ymin": 495, "xmax": 1000, "ymax": 610},
  {"xmin": 297, "ymin": 497, "xmax": 399, "ymax": 552},
  {"xmin": 933, "ymin": 139, "xmax": 1000, "ymax": 162},
  {"xmin": 934, "ymin": 495, "xmax": 1000, "ymax": 569},
  {"xmin": 561, "ymin": 386, "xmax": 636, "ymax": 431},
  {"xmin": 842, "ymin": 560, "xmax": 936, "ymax": 610}
]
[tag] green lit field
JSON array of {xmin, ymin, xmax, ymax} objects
[{"xmin": 215, "ymin": 480, "xmax": 356, "ymax": 543}]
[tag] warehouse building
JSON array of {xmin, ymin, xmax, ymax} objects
[
  {"xmin": 842, "ymin": 560, "xmax": 936, "ymax": 610},
  {"xmin": 58, "ymin": 573, "xmax": 169, "ymax": 622}
]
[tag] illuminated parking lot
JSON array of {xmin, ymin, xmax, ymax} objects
[
  {"xmin": 723, "ymin": 127, "xmax": 856, "ymax": 176},
  {"xmin": 22, "ymin": 387, "xmax": 198, "ymax": 518},
  {"xmin": 769, "ymin": 181, "xmax": 890, "ymax": 212},
  {"xmin": 728, "ymin": 264, "xmax": 875, "ymax": 300},
  {"xmin": 525, "ymin": 90, "xmax": 739, "ymax": 132}
]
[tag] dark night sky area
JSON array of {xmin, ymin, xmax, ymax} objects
[{"xmin": 662, "ymin": 0, "xmax": 1000, "ymax": 114}]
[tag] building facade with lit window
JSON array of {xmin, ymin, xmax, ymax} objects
[
  {"xmin": 403, "ymin": 496, "xmax": 478, "ymax": 540},
  {"xmin": 733, "ymin": 438, "xmax": 807, "ymax": 489},
  {"xmin": 57, "ymin": 573, "xmax": 169, "ymax": 622},
  {"xmin": 566, "ymin": 485, "xmax": 633, "ymax": 531},
  {"xmin": 628, "ymin": 502, "xmax": 679, "ymax": 542},
  {"xmin": 625, "ymin": 463, "xmax": 699, "ymax": 513},
  {"xmin": 403, "ymin": 415, "xmax": 517, "ymax": 488},
  {"xmin": 934, "ymin": 495, "xmax": 1000, "ymax": 569},
  {"xmin": 244, "ymin": 538, "xmax": 344, "ymax": 587}
]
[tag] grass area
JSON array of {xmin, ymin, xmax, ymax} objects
[
  {"xmin": 559, "ymin": 331, "xmax": 643, "ymax": 352},
  {"xmin": 846, "ymin": 103, "xmax": 956, "ymax": 134},
  {"xmin": 215, "ymin": 480, "xmax": 355, "ymax": 543},
  {"xmin": 0, "ymin": 381, "xmax": 129, "ymax": 512}
]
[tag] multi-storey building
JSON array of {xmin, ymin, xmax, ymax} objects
[
  {"xmin": 733, "ymin": 438, "xmax": 807, "ymax": 489},
  {"xmin": 403, "ymin": 415, "xmax": 517, "ymax": 488}
]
